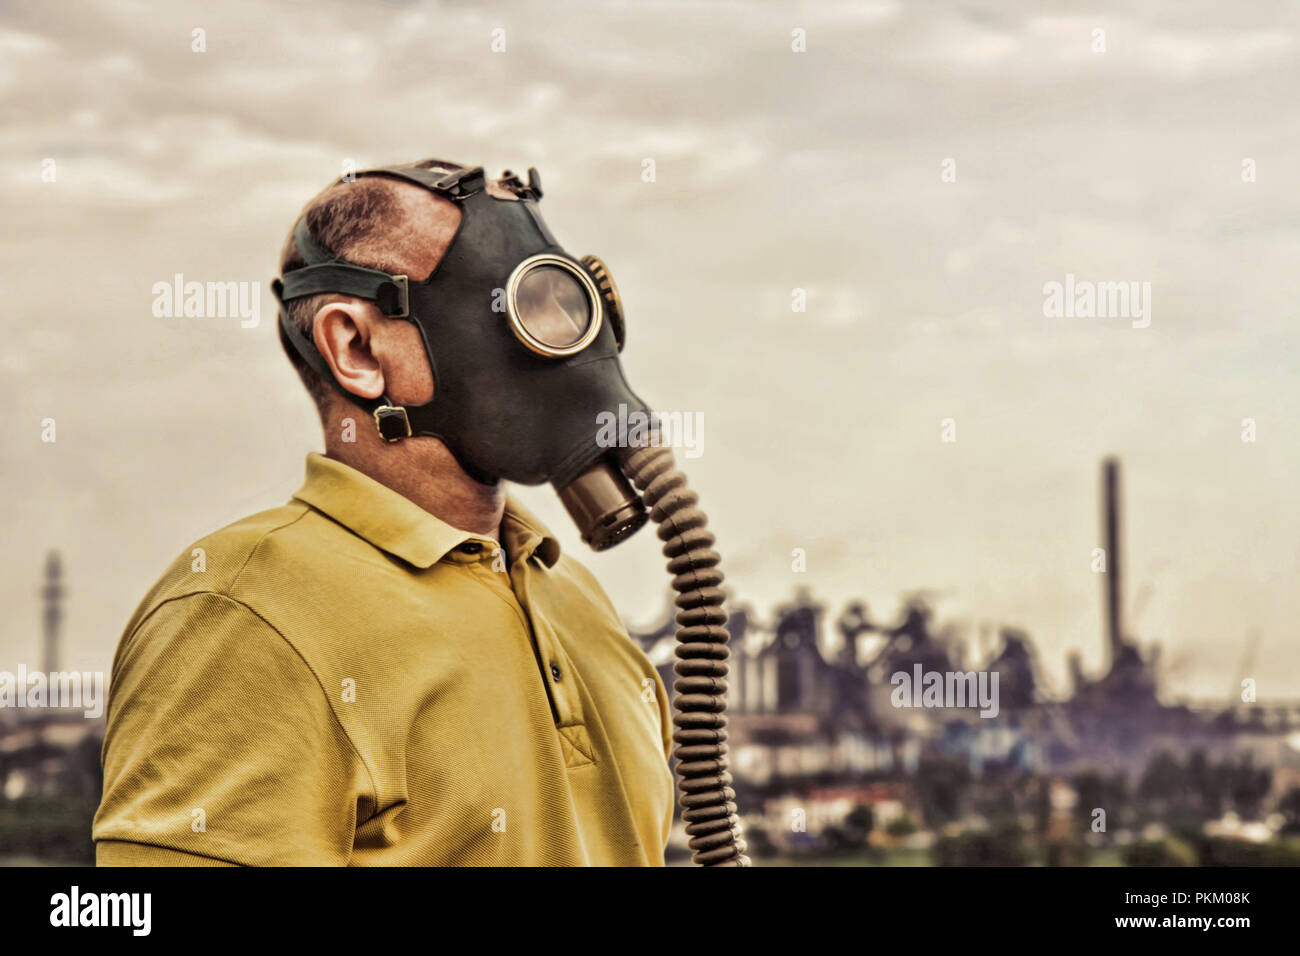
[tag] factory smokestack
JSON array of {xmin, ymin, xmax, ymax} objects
[
  {"xmin": 1102, "ymin": 458, "xmax": 1124, "ymax": 667},
  {"xmin": 41, "ymin": 550, "xmax": 63, "ymax": 674}
]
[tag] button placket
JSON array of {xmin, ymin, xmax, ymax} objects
[{"xmin": 510, "ymin": 559, "xmax": 584, "ymax": 730}]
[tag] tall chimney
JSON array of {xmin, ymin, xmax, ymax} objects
[
  {"xmin": 1102, "ymin": 458, "xmax": 1124, "ymax": 667},
  {"xmin": 41, "ymin": 551, "xmax": 63, "ymax": 674}
]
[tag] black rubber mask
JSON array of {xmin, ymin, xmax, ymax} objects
[{"xmin": 273, "ymin": 161, "xmax": 652, "ymax": 548}]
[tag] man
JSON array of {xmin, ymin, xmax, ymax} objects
[{"xmin": 93, "ymin": 159, "xmax": 676, "ymax": 866}]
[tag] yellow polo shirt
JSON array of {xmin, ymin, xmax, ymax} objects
[{"xmin": 93, "ymin": 452, "xmax": 675, "ymax": 866}]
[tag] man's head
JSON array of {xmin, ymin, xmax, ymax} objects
[
  {"xmin": 273, "ymin": 157, "xmax": 653, "ymax": 544},
  {"xmin": 276, "ymin": 161, "xmax": 462, "ymax": 425}
]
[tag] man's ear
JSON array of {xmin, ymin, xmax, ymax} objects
[{"xmin": 313, "ymin": 299, "xmax": 386, "ymax": 401}]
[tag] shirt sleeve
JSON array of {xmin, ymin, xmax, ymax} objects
[{"xmin": 93, "ymin": 591, "xmax": 371, "ymax": 866}]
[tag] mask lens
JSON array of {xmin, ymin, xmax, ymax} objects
[
  {"xmin": 507, "ymin": 254, "xmax": 603, "ymax": 357},
  {"xmin": 516, "ymin": 265, "xmax": 591, "ymax": 348}
]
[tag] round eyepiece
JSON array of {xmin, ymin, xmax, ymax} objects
[{"xmin": 506, "ymin": 254, "xmax": 603, "ymax": 357}]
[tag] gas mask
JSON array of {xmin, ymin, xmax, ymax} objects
[
  {"xmin": 273, "ymin": 160, "xmax": 649, "ymax": 551},
  {"xmin": 272, "ymin": 159, "xmax": 749, "ymax": 865}
]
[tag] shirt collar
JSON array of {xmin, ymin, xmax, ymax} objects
[
  {"xmin": 500, "ymin": 494, "xmax": 562, "ymax": 569},
  {"xmin": 292, "ymin": 453, "xmax": 561, "ymax": 570}
]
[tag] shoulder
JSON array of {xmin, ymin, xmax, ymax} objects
[
  {"xmin": 123, "ymin": 495, "xmax": 385, "ymax": 632},
  {"xmin": 115, "ymin": 502, "xmax": 338, "ymax": 672},
  {"xmin": 125, "ymin": 504, "xmax": 308, "ymax": 620}
]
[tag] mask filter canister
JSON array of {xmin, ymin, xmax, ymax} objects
[{"xmin": 557, "ymin": 458, "xmax": 648, "ymax": 551}]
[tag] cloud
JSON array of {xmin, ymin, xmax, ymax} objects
[{"xmin": 2, "ymin": 0, "xmax": 1299, "ymax": 700}]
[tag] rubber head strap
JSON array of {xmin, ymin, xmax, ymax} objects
[
  {"xmin": 272, "ymin": 216, "xmax": 407, "ymax": 423},
  {"xmin": 270, "ymin": 161, "xmax": 489, "ymax": 448}
]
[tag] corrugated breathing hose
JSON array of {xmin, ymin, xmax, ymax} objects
[{"xmin": 620, "ymin": 440, "xmax": 751, "ymax": 867}]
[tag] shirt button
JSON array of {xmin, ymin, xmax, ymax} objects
[
  {"xmin": 550, "ymin": 663, "xmax": 562, "ymax": 682},
  {"xmin": 459, "ymin": 542, "xmax": 482, "ymax": 555}
]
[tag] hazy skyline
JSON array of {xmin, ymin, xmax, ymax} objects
[{"xmin": 3, "ymin": 0, "xmax": 1298, "ymax": 701}]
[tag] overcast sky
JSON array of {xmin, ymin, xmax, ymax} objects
[{"xmin": 2, "ymin": 0, "xmax": 1298, "ymax": 702}]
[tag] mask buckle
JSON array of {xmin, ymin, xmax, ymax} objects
[
  {"xmin": 377, "ymin": 275, "xmax": 410, "ymax": 319},
  {"xmin": 498, "ymin": 168, "xmax": 543, "ymax": 201},
  {"xmin": 373, "ymin": 405, "xmax": 412, "ymax": 442},
  {"xmin": 432, "ymin": 166, "xmax": 485, "ymax": 198}
]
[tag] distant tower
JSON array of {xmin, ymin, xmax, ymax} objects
[
  {"xmin": 41, "ymin": 551, "xmax": 64, "ymax": 673},
  {"xmin": 1101, "ymin": 458, "xmax": 1124, "ymax": 667}
]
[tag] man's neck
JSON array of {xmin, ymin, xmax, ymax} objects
[{"xmin": 324, "ymin": 429, "xmax": 506, "ymax": 541}]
